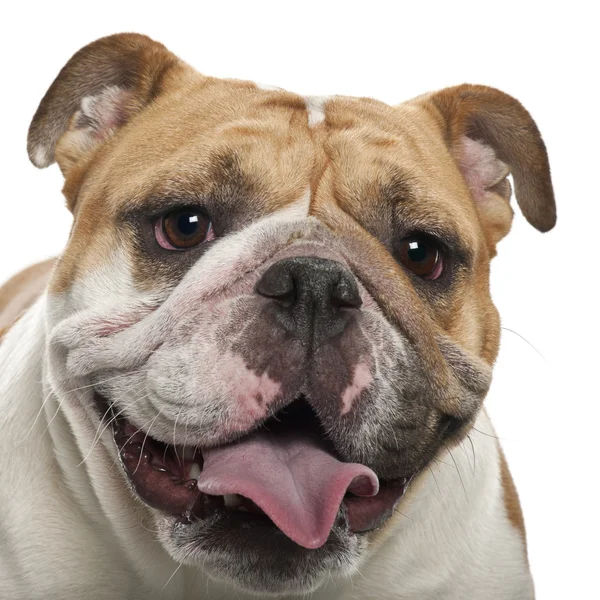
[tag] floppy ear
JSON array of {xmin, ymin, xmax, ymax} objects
[
  {"xmin": 420, "ymin": 84, "xmax": 556, "ymax": 247},
  {"xmin": 27, "ymin": 33, "xmax": 184, "ymax": 181}
]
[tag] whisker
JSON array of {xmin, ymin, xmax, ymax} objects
[
  {"xmin": 501, "ymin": 326, "xmax": 550, "ymax": 366},
  {"xmin": 466, "ymin": 434, "xmax": 476, "ymax": 475},
  {"xmin": 40, "ymin": 394, "xmax": 65, "ymax": 439},
  {"xmin": 139, "ymin": 517, "xmax": 161, "ymax": 535},
  {"xmin": 78, "ymin": 394, "xmax": 150, "ymax": 466},
  {"xmin": 162, "ymin": 562, "xmax": 183, "ymax": 591},
  {"xmin": 133, "ymin": 409, "xmax": 164, "ymax": 476},
  {"xmin": 63, "ymin": 370, "xmax": 146, "ymax": 395},
  {"xmin": 118, "ymin": 396, "xmax": 161, "ymax": 448},
  {"xmin": 472, "ymin": 426, "xmax": 502, "ymax": 440},
  {"xmin": 20, "ymin": 368, "xmax": 150, "ymax": 446},
  {"xmin": 184, "ymin": 413, "xmax": 190, "ymax": 451},
  {"xmin": 172, "ymin": 405, "xmax": 185, "ymax": 467},
  {"xmin": 77, "ymin": 401, "xmax": 119, "ymax": 467},
  {"xmin": 427, "ymin": 464, "xmax": 442, "ymax": 497},
  {"xmin": 445, "ymin": 443, "xmax": 467, "ymax": 499},
  {"xmin": 420, "ymin": 421, "xmax": 468, "ymax": 498},
  {"xmin": 16, "ymin": 386, "xmax": 57, "ymax": 445},
  {"xmin": 393, "ymin": 505, "xmax": 413, "ymax": 520},
  {"xmin": 459, "ymin": 436, "xmax": 475, "ymax": 476}
]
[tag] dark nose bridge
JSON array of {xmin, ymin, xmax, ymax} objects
[{"xmin": 255, "ymin": 256, "xmax": 361, "ymax": 347}]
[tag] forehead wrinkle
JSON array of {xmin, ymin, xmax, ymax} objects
[
  {"xmin": 71, "ymin": 76, "xmax": 326, "ymax": 222},
  {"xmin": 320, "ymin": 99, "xmax": 483, "ymax": 250},
  {"xmin": 109, "ymin": 147, "xmax": 258, "ymax": 210}
]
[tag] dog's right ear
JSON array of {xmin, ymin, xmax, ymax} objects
[{"xmin": 27, "ymin": 33, "xmax": 185, "ymax": 179}]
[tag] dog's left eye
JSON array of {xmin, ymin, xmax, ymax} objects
[
  {"xmin": 154, "ymin": 208, "xmax": 214, "ymax": 250},
  {"xmin": 397, "ymin": 236, "xmax": 444, "ymax": 280}
]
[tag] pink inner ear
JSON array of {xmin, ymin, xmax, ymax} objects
[
  {"xmin": 456, "ymin": 136, "xmax": 510, "ymax": 203},
  {"xmin": 77, "ymin": 86, "xmax": 135, "ymax": 141}
]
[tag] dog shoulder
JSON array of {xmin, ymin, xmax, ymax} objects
[{"xmin": 0, "ymin": 258, "xmax": 56, "ymax": 337}]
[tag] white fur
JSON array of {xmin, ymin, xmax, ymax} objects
[
  {"xmin": 32, "ymin": 144, "xmax": 51, "ymax": 168},
  {"xmin": 254, "ymin": 85, "xmax": 329, "ymax": 127},
  {"xmin": 0, "ymin": 305, "xmax": 195, "ymax": 600},
  {"xmin": 64, "ymin": 250, "xmax": 143, "ymax": 310},
  {"xmin": 256, "ymin": 82, "xmax": 284, "ymax": 92},
  {"xmin": 304, "ymin": 95, "xmax": 330, "ymax": 127},
  {"xmin": 46, "ymin": 249, "xmax": 154, "ymax": 326},
  {"xmin": 340, "ymin": 411, "xmax": 534, "ymax": 600},
  {"xmin": 287, "ymin": 185, "xmax": 311, "ymax": 217}
]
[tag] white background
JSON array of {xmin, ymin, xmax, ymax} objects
[{"xmin": 1, "ymin": 2, "xmax": 597, "ymax": 597}]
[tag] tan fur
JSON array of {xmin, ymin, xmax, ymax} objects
[
  {"xmin": 500, "ymin": 446, "xmax": 527, "ymax": 541},
  {"xmin": 422, "ymin": 84, "xmax": 555, "ymax": 235},
  {"xmin": 0, "ymin": 259, "xmax": 55, "ymax": 338}
]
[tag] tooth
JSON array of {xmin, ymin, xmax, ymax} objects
[
  {"xmin": 188, "ymin": 463, "xmax": 201, "ymax": 480},
  {"xmin": 223, "ymin": 494, "xmax": 243, "ymax": 509}
]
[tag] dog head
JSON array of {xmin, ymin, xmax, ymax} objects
[{"xmin": 29, "ymin": 33, "xmax": 555, "ymax": 595}]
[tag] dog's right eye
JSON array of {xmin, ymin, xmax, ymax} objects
[{"xmin": 154, "ymin": 208, "xmax": 214, "ymax": 250}]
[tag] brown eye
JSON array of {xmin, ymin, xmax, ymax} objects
[
  {"xmin": 154, "ymin": 208, "xmax": 214, "ymax": 250},
  {"xmin": 397, "ymin": 236, "xmax": 444, "ymax": 280}
]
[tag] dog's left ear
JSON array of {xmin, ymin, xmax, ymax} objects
[{"xmin": 419, "ymin": 84, "xmax": 556, "ymax": 248}]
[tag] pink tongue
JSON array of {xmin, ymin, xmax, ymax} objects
[{"xmin": 196, "ymin": 432, "xmax": 379, "ymax": 549}]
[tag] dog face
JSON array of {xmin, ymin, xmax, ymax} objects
[{"xmin": 30, "ymin": 34, "xmax": 555, "ymax": 595}]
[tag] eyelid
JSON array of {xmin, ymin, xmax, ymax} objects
[
  {"xmin": 153, "ymin": 216, "xmax": 180, "ymax": 250},
  {"xmin": 119, "ymin": 197, "xmax": 210, "ymax": 223},
  {"xmin": 401, "ymin": 228, "xmax": 472, "ymax": 267}
]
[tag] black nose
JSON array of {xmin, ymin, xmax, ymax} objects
[{"xmin": 255, "ymin": 257, "xmax": 362, "ymax": 346}]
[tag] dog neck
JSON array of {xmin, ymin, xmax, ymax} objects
[{"xmin": 0, "ymin": 296, "xmax": 533, "ymax": 599}]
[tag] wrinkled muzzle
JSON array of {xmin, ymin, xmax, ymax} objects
[{"xmin": 47, "ymin": 214, "xmax": 492, "ymax": 549}]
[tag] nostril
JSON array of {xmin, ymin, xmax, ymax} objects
[
  {"xmin": 267, "ymin": 284, "xmax": 296, "ymax": 308},
  {"xmin": 332, "ymin": 276, "xmax": 362, "ymax": 310},
  {"xmin": 255, "ymin": 264, "xmax": 297, "ymax": 307}
]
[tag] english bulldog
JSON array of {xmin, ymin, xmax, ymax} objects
[{"xmin": 0, "ymin": 33, "xmax": 555, "ymax": 600}]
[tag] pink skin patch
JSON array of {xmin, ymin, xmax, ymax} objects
[
  {"xmin": 457, "ymin": 136, "xmax": 509, "ymax": 203},
  {"xmin": 79, "ymin": 87, "xmax": 135, "ymax": 141},
  {"xmin": 341, "ymin": 361, "xmax": 373, "ymax": 415},
  {"xmin": 221, "ymin": 353, "xmax": 282, "ymax": 424}
]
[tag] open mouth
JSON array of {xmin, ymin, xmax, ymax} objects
[{"xmin": 110, "ymin": 398, "xmax": 412, "ymax": 550}]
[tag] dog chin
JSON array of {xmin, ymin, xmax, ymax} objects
[{"xmin": 156, "ymin": 513, "xmax": 364, "ymax": 595}]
